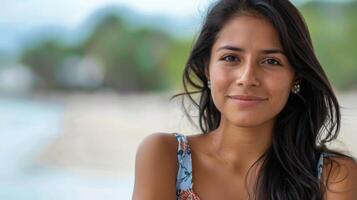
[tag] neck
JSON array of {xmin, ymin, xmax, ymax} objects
[{"xmin": 207, "ymin": 118, "xmax": 274, "ymax": 173}]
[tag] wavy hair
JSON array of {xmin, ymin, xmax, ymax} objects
[
  {"xmin": 173, "ymin": 0, "xmax": 352, "ymax": 200},
  {"xmin": 171, "ymin": 0, "xmax": 355, "ymax": 199}
]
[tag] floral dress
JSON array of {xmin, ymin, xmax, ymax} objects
[
  {"xmin": 174, "ymin": 133, "xmax": 200, "ymax": 200},
  {"xmin": 173, "ymin": 132, "xmax": 330, "ymax": 200}
]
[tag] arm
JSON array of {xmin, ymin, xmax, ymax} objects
[
  {"xmin": 323, "ymin": 156, "xmax": 357, "ymax": 200},
  {"xmin": 132, "ymin": 133, "xmax": 178, "ymax": 200}
]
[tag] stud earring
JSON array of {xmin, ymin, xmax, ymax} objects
[
  {"xmin": 292, "ymin": 81, "xmax": 300, "ymax": 94},
  {"xmin": 207, "ymin": 80, "xmax": 211, "ymax": 89}
]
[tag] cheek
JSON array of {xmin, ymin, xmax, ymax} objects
[
  {"xmin": 266, "ymin": 76, "xmax": 293, "ymax": 109},
  {"xmin": 209, "ymin": 66, "xmax": 233, "ymax": 112},
  {"xmin": 210, "ymin": 66, "xmax": 230, "ymax": 92},
  {"xmin": 210, "ymin": 64, "xmax": 236, "ymax": 87}
]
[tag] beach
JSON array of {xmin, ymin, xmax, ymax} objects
[
  {"xmin": 36, "ymin": 91, "xmax": 357, "ymax": 178},
  {"xmin": 1, "ymin": 91, "xmax": 355, "ymax": 199},
  {"xmin": 34, "ymin": 91, "xmax": 197, "ymax": 178}
]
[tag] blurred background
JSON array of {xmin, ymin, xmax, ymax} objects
[{"xmin": 0, "ymin": 0, "xmax": 356, "ymax": 199}]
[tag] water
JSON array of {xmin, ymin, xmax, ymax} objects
[{"xmin": 0, "ymin": 97, "xmax": 133, "ymax": 200}]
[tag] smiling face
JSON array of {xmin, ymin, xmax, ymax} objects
[{"xmin": 207, "ymin": 14, "xmax": 296, "ymax": 128}]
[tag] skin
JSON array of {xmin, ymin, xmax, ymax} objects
[
  {"xmin": 207, "ymin": 14, "xmax": 295, "ymax": 129},
  {"xmin": 200, "ymin": 13, "xmax": 295, "ymax": 174},
  {"xmin": 132, "ymin": 14, "xmax": 357, "ymax": 200},
  {"xmin": 190, "ymin": 14, "xmax": 296, "ymax": 199}
]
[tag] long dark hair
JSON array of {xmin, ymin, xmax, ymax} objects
[{"xmin": 171, "ymin": 0, "xmax": 354, "ymax": 199}]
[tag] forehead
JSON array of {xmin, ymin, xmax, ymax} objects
[{"xmin": 213, "ymin": 15, "xmax": 283, "ymax": 51}]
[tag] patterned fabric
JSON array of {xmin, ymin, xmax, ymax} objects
[
  {"xmin": 174, "ymin": 133, "xmax": 201, "ymax": 200},
  {"xmin": 317, "ymin": 152, "xmax": 335, "ymax": 181},
  {"xmin": 317, "ymin": 152, "xmax": 326, "ymax": 181},
  {"xmin": 173, "ymin": 132, "xmax": 329, "ymax": 200}
]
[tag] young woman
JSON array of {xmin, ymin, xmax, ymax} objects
[{"xmin": 132, "ymin": 0, "xmax": 357, "ymax": 199}]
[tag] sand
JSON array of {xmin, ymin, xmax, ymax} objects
[{"xmin": 36, "ymin": 91, "xmax": 357, "ymax": 177}]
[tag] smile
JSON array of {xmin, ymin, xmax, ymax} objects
[{"xmin": 227, "ymin": 95, "xmax": 268, "ymax": 107}]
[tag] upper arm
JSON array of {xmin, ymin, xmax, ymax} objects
[
  {"xmin": 323, "ymin": 156, "xmax": 357, "ymax": 200},
  {"xmin": 132, "ymin": 133, "xmax": 178, "ymax": 200}
]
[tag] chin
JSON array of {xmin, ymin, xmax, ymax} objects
[{"xmin": 227, "ymin": 114, "xmax": 274, "ymax": 128}]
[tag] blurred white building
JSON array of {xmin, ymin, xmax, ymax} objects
[
  {"xmin": 0, "ymin": 63, "xmax": 35, "ymax": 95},
  {"xmin": 56, "ymin": 55, "xmax": 105, "ymax": 89}
]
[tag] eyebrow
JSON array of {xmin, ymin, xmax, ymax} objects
[{"xmin": 216, "ymin": 45, "xmax": 286, "ymax": 55}]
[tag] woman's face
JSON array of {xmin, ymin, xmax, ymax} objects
[{"xmin": 208, "ymin": 15, "xmax": 295, "ymax": 128}]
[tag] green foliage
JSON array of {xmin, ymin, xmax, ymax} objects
[
  {"xmin": 20, "ymin": 13, "xmax": 192, "ymax": 92},
  {"xmin": 20, "ymin": 40, "xmax": 78, "ymax": 89},
  {"xmin": 300, "ymin": 1, "xmax": 357, "ymax": 90},
  {"xmin": 162, "ymin": 39, "xmax": 192, "ymax": 89},
  {"xmin": 83, "ymin": 14, "xmax": 175, "ymax": 91},
  {"xmin": 19, "ymin": 2, "xmax": 357, "ymax": 92}
]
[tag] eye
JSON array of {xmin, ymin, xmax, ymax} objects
[
  {"xmin": 262, "ymin": 58, "xmax": 281, "ymax": 66},
  {"xmin": 220, "ymin": 55, "xmax": 240, "ymax": 62}
]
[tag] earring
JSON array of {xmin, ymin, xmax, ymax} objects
[
  {"xmin": 207, "ymin": 80, "xmax": 211, "ymax": 89},
  {"xmin": 292, "ymin": 81, "xmax": 300, "ymax": 94}
]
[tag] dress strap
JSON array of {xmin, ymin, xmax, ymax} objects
[
  {"xmin": 173, "ymin": 133, "xmax": 194, "ymax": 191},
  {"xmin": 317, "ymin": 152, "xmax": 336, "ymax": 181},
  {"xmin": 317, "ymin": 152, "xmax": 326, "ymax": 181}
]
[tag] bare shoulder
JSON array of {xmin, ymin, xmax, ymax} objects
[
  {"xmin": 132, "ymin": 132, "xmax": 178, "ymax": 200},
  {"xmin": 323, "ymin": 155, "xmax": 357, "ymax": 200},
  {"xmin": 136, "ymin": 132, "xmax": 178, "ymax": 158}
]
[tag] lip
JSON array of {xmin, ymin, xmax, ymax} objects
[
  {"xmin": 227, "ymin": 95, "xmax": 268, "ymax": 107},
  {"xmin": 228, "ymin": 95, "xmax": 268, "ymax": 101}
]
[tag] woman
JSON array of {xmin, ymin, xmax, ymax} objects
[{"xmin": 132, "ymin": 0, "xmax": 356, "ymax": 199}]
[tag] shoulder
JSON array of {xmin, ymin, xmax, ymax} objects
[
  {"xmin": 132, "ymin": 132, "xmax": 179, "ymax": 200},
  {"xmin": 322, "ymin": 155, "xmax": 357, "ymax": 199},
  {"xmin": 136, "ymin": 132, "xmax": 179, "ymax": 157},
  {"xmin": 134, "ymin": 132, "xmax": 179, "ymax": 175}
]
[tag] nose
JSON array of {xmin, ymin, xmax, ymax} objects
[{"xmin": 235, "ymin": 61, "xmax": 260, "ymax": 87}]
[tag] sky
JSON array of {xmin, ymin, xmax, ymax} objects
[
  {"xmin": 0, "ymin": 0, "xmax": 212, "ymax": 31},
  {"xmin": 0, "ymin": 0, "xmax": 211, "ymax": 55},
  {"xmin": 1, "ymin": 0, "xmax": 354, "ymax": 31},
  {"xmin": 0, "ymin": 0, "xmax": 354, "ymax": 56}
]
